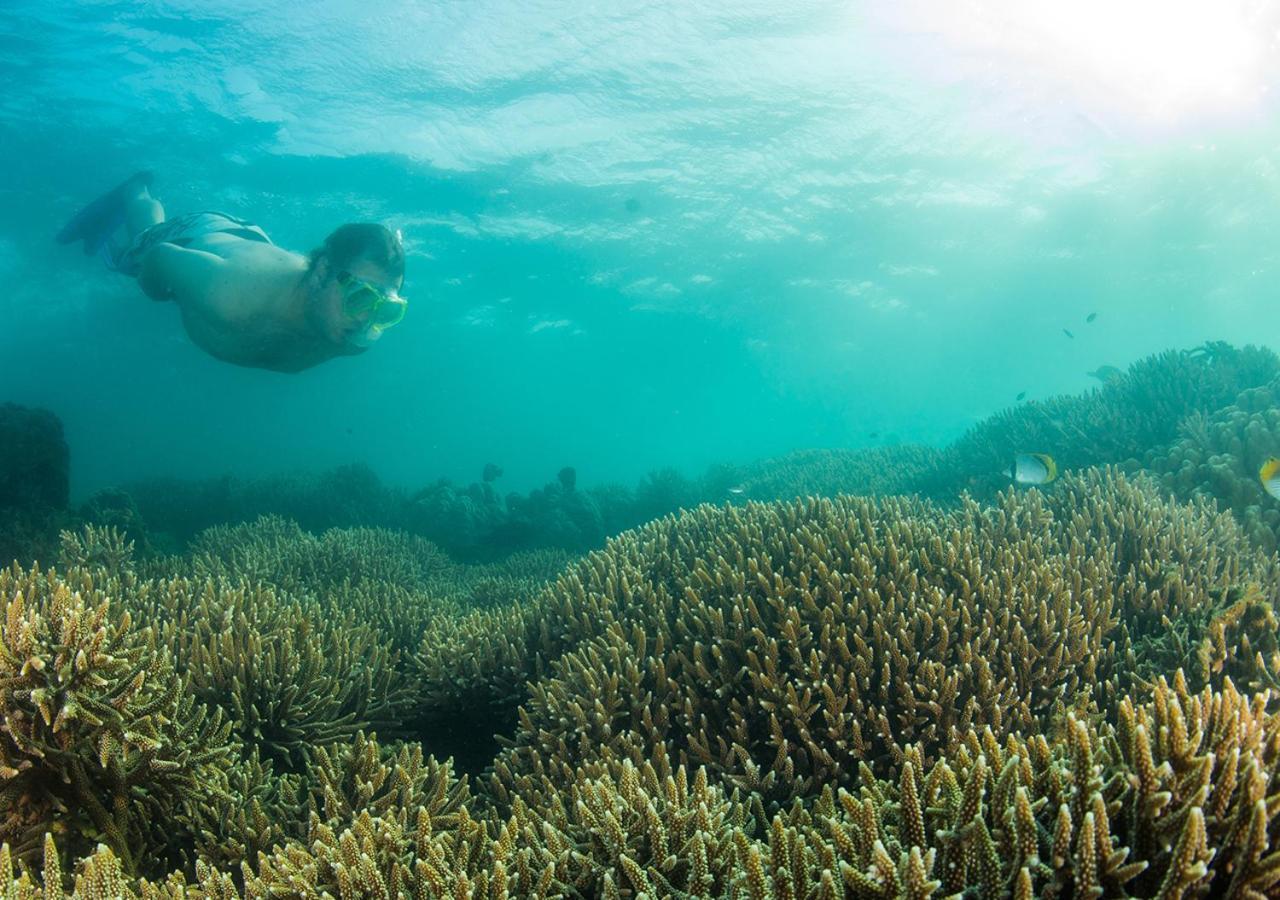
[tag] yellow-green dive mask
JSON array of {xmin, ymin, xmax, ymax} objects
[{"xmin": 339, "ymin": 271, "xmax": 407, "ymax": 346}]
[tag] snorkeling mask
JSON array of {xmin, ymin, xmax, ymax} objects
[{"xmin": 338, "ymin": 271, "xmax": 407, "ymax": 346}]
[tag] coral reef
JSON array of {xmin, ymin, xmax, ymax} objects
[
  {"xmin": 0, "ymin": 404, "xmax": 70, "ymax": 567},
  {"xmin": 729, "ymin": 446, "xmax": 945, "ymax": 502},
  {"xmin": 9, "ymin": 343, "xmax": 1280, "ymax": 894},
  {"xmin": 1145, "ymin": 380, "xmax": 1280, "ymax": 554},
  {"xmin": 127, "ymin": 575, "xmax": 416, "ymax": 772},
  {"xmin": 187, "ymin": 516, "xmax": 457, "ymax": 596},
  {"xmin": 0, "ymin": 563, "xmax": 235, "ymax": 876},
  {"xmin": 9, "ymin": 676, "xmax": 1280, "ymax": 898},
  {"xmin": 918, "ymin": 343, "xmax": 1280, "ymax": 503},
  {"xmin": 0, "ymin": 404, "xmax": 68, "ymax": 511},
  {"xmin": 58, "ymin": 341, "xmax": 1280, "ymax": 568},
  {"xmin": 73, "ymin": 488, "xmax": 155, "ymax": 559},
  {"xmin": 124, "ymin": 463, "xmax": 403, "ymax": 551},
  {"xmin": 403, "ymin": 477, "xmax": 509, "ymax": 558},
  {"xmin": 490, "ymin": 469, "xmax": 1276, "ymax": 815},
  {"xmin": 501, "ymin": 476, "xmax": 606, "ymax": 555}
]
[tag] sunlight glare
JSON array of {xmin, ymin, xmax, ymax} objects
[{"xmin": 929, "ymin": 0, "xmax": 1269, "ymax": 128}]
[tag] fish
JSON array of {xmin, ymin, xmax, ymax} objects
[
  {"xmin": 1260, "ymin": 458, "xmax": 1280, "ymax": 499},
  {"xmin": 1086, "ymin": 365, "xmax": 1124, "ymax": 384},
  {"xmin": 1009, "ymin": 453, "xmax": 1058, "ymax": 485},
  {"xmin": 1086, "ymin": 312, "xmax": 1097, "ymax": 323},
  {"xmin": 727, "ymin": 485, "xmax": 746, "ymax": 495},
  {"xmin": 1063, "ymin": 329, "xmax": 1075, "ymax": 339},
  {"xmin": 868, "ymin": 431, "xmax": 880, "ymax": 439},
  {"xmin": 1015, "ymin": 391, "xmax": 1026, "ymax": 401}
]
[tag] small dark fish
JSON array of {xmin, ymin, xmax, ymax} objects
[
  {"xmin": 1016, "ymin": 392, "xmax": 1026, "ymax": 401},
  {"xmin": 344, "ymin": 427, "xmax": 353, "ymax": 435},
  {"xmin": 1086, "ymin": 312, "xmax": 1097, "ymax": 323},
  {"xmin": 1087, "ymin": 365, "xmax": 1123, "ymax": 384},
  {"xmin": 624, "ymin": 197, "xmax": 641, "ymax": 214},
  {"xmin": 868, "ymin": 431, "xmax": 880, "ymax": 439},
  {"xmin": 1063, "ymin": 329, "xmax": 1075, "ymax": 339}
]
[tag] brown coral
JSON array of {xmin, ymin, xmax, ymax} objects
[
  {"xmin": 0, "ymin": 564, "xmax": 235, "ymax": 876},
  {"xmin": 493, "ymin": 469, "xmax": 1276, "ymax": 810},
  {"xmin": 4, "ymin": 444, "xmax": 1280, "ymax": 896},
  {"xmin": 1146, "ymin": 380, "xmax": 1280, "ymax": 554}
]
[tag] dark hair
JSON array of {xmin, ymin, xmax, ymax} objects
[{"xmin": 309, "ymin": 223, "xmax": 404, "ymax": 283}]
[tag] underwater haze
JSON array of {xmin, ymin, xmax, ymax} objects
[
  {"xmin": 2, "ymin": 0, "xmax": 1280, "ymax": 497},
  {"xmin": 14, "ymin": 3, "xmax": 1280, "ymax": 894}
]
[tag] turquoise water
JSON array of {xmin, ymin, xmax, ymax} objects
[{"xmin": 2, "ymin": 1, "xmax": 1279, "ymax": 498}]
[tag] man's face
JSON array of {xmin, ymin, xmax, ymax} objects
[{"xmin": 312, "ymin": 255, "xmax": 403, "ymax": 346}]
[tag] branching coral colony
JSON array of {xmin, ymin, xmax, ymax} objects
[
  {"xmin": 5, "ymin": 344, "xmax": 1280, "ymax": 896},
  {"xmin": 2, "ymin": 465, "xmax": 1280, "ymax": 898}
]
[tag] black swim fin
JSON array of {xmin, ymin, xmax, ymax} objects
[{"xmin": 55, "ymin": 171, "xmax": 154, "ymax": 256}]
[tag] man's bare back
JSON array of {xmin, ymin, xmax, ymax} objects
[{"xmin": 57, "ymin": 174, "xmax": 407, "ymax": 373}]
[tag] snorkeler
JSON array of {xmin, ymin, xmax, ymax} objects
[{"xmin": 55, "ymin": 172, "xmax": 407, "ymax": 373}]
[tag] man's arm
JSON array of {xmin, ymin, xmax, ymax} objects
[{"xmin": 137, "ymin": 243, "xmax": 227, "ymax": 304}]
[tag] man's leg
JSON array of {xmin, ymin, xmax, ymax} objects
[
  {"xmin": 125, "ymin": 186, "xmax": 163, "ymax": 238},
  {"xmin": 105, "ymin": 186, "xmax": 164, "ymax": 264},
  {"xmin": 55, "ymin": 171, "xmax": 155, "ymax": 259}
]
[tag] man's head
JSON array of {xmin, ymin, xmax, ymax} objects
[{"xmin": 305, "ymin": 223, "xmax": 407, "ymax": 347}]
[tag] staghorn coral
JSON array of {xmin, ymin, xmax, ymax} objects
[
  {"xmin": 449, "ymin": 548, "xmax": 578, "ymax": 610},
  {"xmin": 10, "ymin": 677, "xmax": 1279, "ymax": 899},
  {"xmin": 1146, "ymin": 380, "xmax": 1280, "ymax": 554},
  {"xmin": 500, "ymin": 675, "xmax": 1280, "ymax": 899},
  {"xmin": 185, "ymin": 516, "xmax": 569, "ymax": 659},
  {"xmin": 1048, "ymin": 467, "xmax": 1280, "ymax": 694},
  {"xmin": 411, "ymin": 595, "xmax": 559, "ymax": 776},
  {"xmin": 918, "ymin": 343, "xmax": 1280, "ymax": 503},
  {"xmin": 495, "ymin": 746, "xmax": 755, "ymax": 897},
  {"xmin": 57, "ymin": 525, "xmax": 136, "ymax": 580},
  {"xmin": 186, "ymin": 516, "xmax": 465, "ymax": 656},
  {"xmin": 74, "ymin": 490, "xmax": 153, "ymax": 559},
  {"xmin": 191, "ymin": 745, "xmax": 304, "ymax": 876},
  {"xmin": 188, "ymin": 516, "xmax": 458, "ymax": 595},
  {"xmin": 152, "ymin": 578, "xmax": 414, "ymax": 771},
  {"xmin": 831, "ymin": 672, "xmax": 1280, "ymax": 900},
  {"xmin": 305, "ymin": 731, "xmax": 471, "ymax": 830},
  {"xmin": 8, "ymin": 434, "xmax": 1280, "ymax": 895},
  {"xmin": 729, "ymin": 446, "xmax": 944, "ymax": 503},
  {"xmin": 244, "ymin": 732, "xmax": 484, "ymax": 900},
  {"xmin": 490, "ymin": 468, "xmax": 1277, "ymax": 810},
  {"xmin": 0, "ymin": 564, "xmax": 235, "ymax": 876}
]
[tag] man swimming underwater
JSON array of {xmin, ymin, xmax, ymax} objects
[{"xmin": 56, "ymin": 172, "xmax": 407, "ymax": 373}]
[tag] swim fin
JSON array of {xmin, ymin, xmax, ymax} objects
[{"xmin": 55, "ymin": 171, "xmax": 153, "ymax": 257}]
